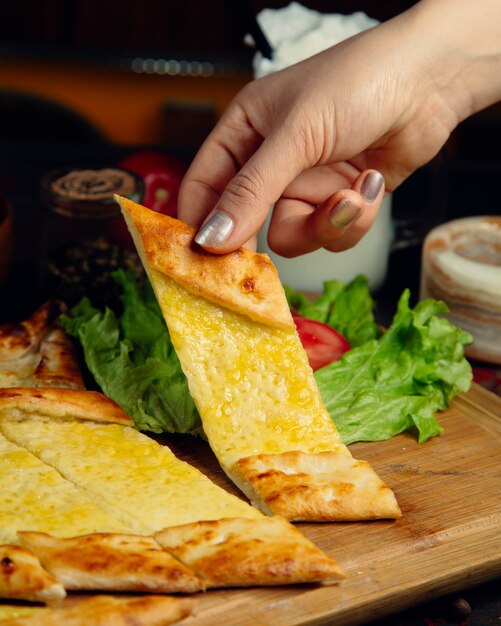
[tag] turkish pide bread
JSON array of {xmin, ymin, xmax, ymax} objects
[
  {"xmin": 0, "ymin": 544, "xmax": 65, "ymax": 603},
  {"xmin": 234, "ymin": 451, "xmax": 401, "ymax": 521},
  {"xmin": 18, "ymin": 532, "xmax": 204, "ymax": 594},
  {"xmin": 0, "ymin": 594, "xmax": 197, "ymax": 626},
  {"xmin": 118, "ymin": 196, "xmax": 401, "ymax": 522},
  {"xmin": 0, "ymin": 390, "xmax": 343, "ymax": 587},
  {"xmin": 155, "ymin": 516, "xmax": 344, "ymax": 588},
  {"xmin": 116, "ymin": 195, "xmax": 293, "ymax": 330},
  {"xmin": 0, "ymin": 388, "xmax": 133, "ymax": 426},
  {"xmin": 0, "ymin": 301, "xmax": 84, "ymax": 390}
]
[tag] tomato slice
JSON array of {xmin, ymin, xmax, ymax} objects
[{"xmin": 291, "ymin": 311, "xmax": 350, "ymax": 371}]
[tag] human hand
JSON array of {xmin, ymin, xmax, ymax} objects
[{"xmin": 178, "ymin": 0, "xmax": 501, "ymax": 256}]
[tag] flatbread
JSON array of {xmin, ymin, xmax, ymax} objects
[
  {"xmin": 0, "ymin": 388, "xmax": 133, "ymax": 427},
  {"xmin": 119, "ymin": 198, "xmax": 401, "ymax": 522},
  {"xmin": 0, "ymin": 594, "xmax": 197, "ymax": 626},
  {"xmin": 18, "ymin": 532, "xmax": 204, "ymax": 594},
  {"xmin": 0, "ymin": 544, "xmax": 65, "ymax": 603},
  {"xmin": 116, "ymin": 195, "xmax": 294, "ymax": 330},
  {"xmin": 0, "ymin": 301, "xmax": 84, "ymax": 390},
  {"xmin": 155, "ymin": 516, "xmax": 344, "ymax": 588},
  {"xmin": 234, "ymin": 451, "xmax": 401, "ymax": 521}
]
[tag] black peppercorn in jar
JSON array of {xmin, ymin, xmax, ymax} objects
[{"xmin": 41, "ymin": 166, "xmax": 145, "ymax": 309}]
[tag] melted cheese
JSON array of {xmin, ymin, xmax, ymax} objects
[
  {"xmin": 0, "ymin": 418, "xmax": 261, "ymax": 535},
  {"xmin": 150, "ymin": 270, "xmax": 348, "ymax": 470},
  {"xmin": 0, "ymin": 433, "xmax": 130, "ymax": 544},
  {"xmin": 0, "ymin": 606, "xmax": 45, "ymax": 620}
]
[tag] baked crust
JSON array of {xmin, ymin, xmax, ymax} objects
[
  {"xmin": 155, "ymin": 516, "xmax": 344, "ymax": 587},
  {"xmin": 233, "ymin": 451, "xmax": 402, "ymax": 521},
  {"xmin": 0, "ymin": 388, "xmax": 133, "ymax": 426},
  {"xmin": 0, "ymin": 544, "xmax": 65, "ymax": 603},
  {"xmin": 0, "ymin": 594, "xmax": 197, "ymax": 626},
  {"xmin": 18, "ymin": 532, "xmax": 204, "ymax": 594},
  {"xmin": 0, "ymin": 301, "xmax": 84, "ymax": 390},
  {"xmin": 116, "ymin": 195, "xmax": 294, "ymax": 330}
]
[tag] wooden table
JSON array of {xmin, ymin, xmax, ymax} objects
[{"xmin": 164, "ymin": 383, "xmax": 501, "ymax": 626}]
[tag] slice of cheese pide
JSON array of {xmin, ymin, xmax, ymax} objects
[
  {"xmin": 0, "ymin": 387, "xmax": 133, "ymax": 426},
  {"xmin": 155, "ymin": 516, "xmax": 344, "ymax": 588},
  {"xmin": 0, "ymin": 432, "xmax": 131, "ymax": 545},
  {"xmin": 0, "ymin": 301, "xmax": 84, "ymax": 390},
  {"xmin": 0, "ymin": 544, "xmax": 66, "ymax": 603},
  {"xmin": 118, "ymin": 196, "xmax": 401, "ymax": 522},
  {"xmin": 18, "ymin": 532, "xmax": 204, "ymax": 594},
  {"xmin": 0, "ymin": 388, "xmax": 343, "ymax": 586},
  {"xmin": 0, "ymin": 595, "xmax": 197, "ymax": 626}
]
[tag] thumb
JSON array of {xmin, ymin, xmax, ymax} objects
[{"xmin": 194, "ymin": 132, "xmax": 304, "ymax": 254}]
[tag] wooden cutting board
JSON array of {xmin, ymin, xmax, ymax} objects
[{"xmin": 163, "ymin": 382, "xmax": 501, "ymax": 626}]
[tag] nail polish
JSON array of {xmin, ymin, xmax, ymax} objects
[
  {"xmin": 329, "ymin": 199, "xmax": 361, "ymax": 229},
  {"xmin": 360, "ymin": 171, "xmax": 384, "ymax": 203},
  {"xmin": 194, "ymin": 211, "xmax": 235, "ymax": 247}
]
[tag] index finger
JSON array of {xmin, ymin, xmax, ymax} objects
[{"xmin": 177, "ymin": 111, "xmax": 263, "ymax": 229}]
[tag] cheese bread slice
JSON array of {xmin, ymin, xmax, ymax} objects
[
  {"xmin": 0, "ymin": 301, "xmax": 84, "ymax": 390},
  {"xmin": 118, "ymin": 196, "xmax": 401, "ymax": 521},
  {"xmin": 0, "ymin": 594, "xmax": 197, "ymax": 626},
  {"xmin": 234, "ymin": 451, "xmax": 401, "ymax": 521},
  {"xmin": 18, "ymin": 532, "xmax": 204, "ymax": 594},
  {"xmin": 0, "ymin": 544, "xmax": 65, "ymax": 603},
  {"xmin": 0, "ymin": 417, "xmax": 261, "ymax": 534},
  {"xmin": 0, "ymin": 432, "xmax": 131, "ymax": 545},
  {"xmin": 0, "ymin": 388, "xmax": 133, "ymax": 427},
  {"xmin": 155, "ymin": 516, "xmax": 344, "ymax": 587},
  {"xmin": 1, "ymin": 402, "xmax": 344, "ymax": 586}
]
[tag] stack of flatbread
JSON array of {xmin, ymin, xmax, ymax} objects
[{"xmin": 0, "ymin": 311, "xmax": 344, "ymax": 624}]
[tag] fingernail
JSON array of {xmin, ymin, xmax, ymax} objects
[
  {"xmin": 329, "ymin": 199, "xmax": 361, "ymax": 228},
  {"xmin": 360, "ymin": 171, "xmax": 384, "ymax": 203},
  {"xmin": 194, "ymin": 211, "xmax": 235, "ymax": 247}
]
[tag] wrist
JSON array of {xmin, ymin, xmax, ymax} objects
[{"xmin": 408, "ymin": 0, "xmax": 501, "ymax": 122}]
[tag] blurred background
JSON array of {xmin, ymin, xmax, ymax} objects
[
  {"xmin": 0, "ymin": 0, "xmax": 500, "ymax": 319},
  {"xmin": 1, "ymin": 0, "xmax": 499, "ymax": 151}
]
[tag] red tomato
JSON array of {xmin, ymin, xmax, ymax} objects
[
  {"xmin": 107, "ymin": 152, "xmax": 188, "ymax": 248},
  {"xmin": 119, "ymin": 151, "xmax": 187, "ymax": 217},
  {"xmin": 291, "ymin": 311, "xmax": 350, "ymax": 371}
]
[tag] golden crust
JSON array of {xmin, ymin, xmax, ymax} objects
[
  {"xmin": 233, "ymin": 451, "xmax": 402, "ymax": 521},
  {"xmin": 18, "ymin": 532, "xmax": 204, "ymax": 594},
  {"xmin": 0, "ymin": 594, "xmax": 197, "ymax": 626},
  {"xmin": 0, "ymin": 544, "xmax": 66, "ymax": 603},
  {"xmin": 0, "ymin": 388, "xmax": 133, "ymax": 426},
  {"xmin": 116, "ymin": 195, "xmax": 294, "ymax": 330},
  {"xmin": 155, "ymin": 516, "xmax": 344, "ymax": 588},
  {"xmin": 33, "ymin": 327, "xmax": 84, "ymax": 390},
  {"xmin": 0, "ymin": 301, "xmax": 84, "ymax": 390}
]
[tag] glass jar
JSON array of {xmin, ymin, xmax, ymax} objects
[{"xmin": 41, "ymin": 166, "xmax": 145, "ymax": 309}]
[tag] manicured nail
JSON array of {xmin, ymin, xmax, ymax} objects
[
  {"xmin": 194, "ymin": 211, "xmax": 235, "ymax": 247},
  {"xmin": 329, "ymin": 199, "xmax": 361, "ymax": 228},
  {"xmin": 360, "ymin": 171, "xmax": 384, "ymax": 203}
]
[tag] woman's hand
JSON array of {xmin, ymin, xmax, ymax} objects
[{"xmin": 177, "ymin": 0, "xmax": 501, "ymax": 255}]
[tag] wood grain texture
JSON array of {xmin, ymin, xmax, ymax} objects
[{"xmin": 164, "ymin": 383, "xmax": 501, "ymax": 626}]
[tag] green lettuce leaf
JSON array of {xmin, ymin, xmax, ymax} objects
[
  {"xmin": 61, "ymin": 270, "xmax": 201, "ymax": 435},
  {"xmin": 315, "ymin": 290, "xmax": 473, "ymax": 444},
  {"xmin": 63, "ymin": 271, "xmax": 472, "ymax": 445},
  {"xmin": 285, "ymin": 275, "xmax": 381, "ymax": 347}
]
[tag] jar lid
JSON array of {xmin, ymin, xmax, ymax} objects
[
  {"xmin": 41, "ymin": 167, "xmax": 144, "ymax": 219},
  {"xmin": 420, "ymin": 216, "xmax": 501, "ymax": 364}
]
